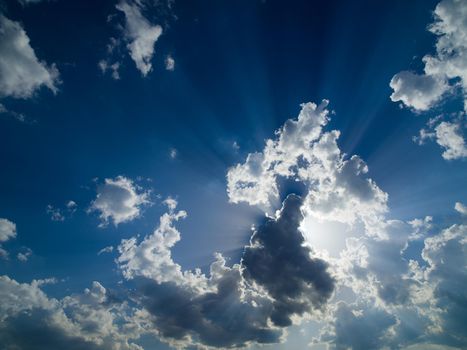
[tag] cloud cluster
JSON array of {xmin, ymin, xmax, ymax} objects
[
  {"xmin": 90, "ymin": 176, "xmax": 151, "ymax": 227},
  {"xmin": 389, "ymin": 0, "xmax": 467, "ymax": 160},
  {"xmin": 227, "ymin": 100, "xmax": 388, "ymax": 237},
  {"xmin": 117, "ymin": 195, "xmax": 334, "ymax": 348},
  {"xmin": 227, "ymin": 99, "xmax": 467, "ymax": 349},
  {"xmin": 2, "ymin": 98, "xmax": 466, "ymax": 349},
  {"xmin": 0, "ymin": 276, "xmax": 143, "ymax": 350},
  {"xmin": 0, "ymin": 15, "xmax": 59, "ymax": 99}
]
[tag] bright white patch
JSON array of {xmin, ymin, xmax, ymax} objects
[
  {"xmin": 90, "ymin": 176, "xmax": 150, "ymax": 227},
  {"xmin": 117, "ymin": 198, "xmax": 207, "ymax": 290},
  {"xmin": 0, "ymin": 218, "xmax": 16, "ymax": 242},
  {"xmin": 116, "ymin": 0, "xmax": 162, "ymax": 76},
  {"xmin": 97, "ymin": 246, "xmax": 114, "ymax": 255},
  {"xmin": 165, "ymin": 55, "xmax": 175, "ymax": 71},
  {"xmin": 389, "ymin": 71, "xmax": 448, "ymax": 111},
  {"xmin": 434, "ymin": 121, "xmax": 467, "ymax": 160},
  {"xmin": 0, "ymin": 15, "xmax": 59, "ymax": 99},
  {"xmin": 227, "ymin": 100, "xmax": 388, "ymax": 237},
  {"xmin": 454, "ymin": 201, "xmax": 467, "ymax": 215}
]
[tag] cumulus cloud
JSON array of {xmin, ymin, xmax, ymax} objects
[
  {"xmin": 0, "ymin": 218, "xmax": 17, "ymax": 260},
  {"xmin": 389, "ymin": 71, "xmax": 449, "ymax": 111},
  {"xmin": 0, "ymin": 276, "xmax": 144, "ymax": 350},
  {"xmin": 0, "ymin": 15, "xmax": 59, "ymax": 99},
  {"xmin": 227, "ymin": 100, "xmax": 388, "ymax": 236},
  {"xmin": 318, "ymin": 301, "xmax": 397, "ymax": 350},
  {"xmin": 389, "ymin": 0, "xmax": 467, "ymax": 160},
  {"xmin": 434, "ymin": 120, "xmax": 467, "ymax": 160},
  {"xmin": 90, "ymin": 176, "xmax": 151, "ymax": 227},
  {"xmin": 116, "ymin": 194, "xmax": 334, "ymax": 348},
  {"xmin": 242, "ymin": 194, "xmax": 334, "ymax": 327},
  {"xmin": 454, "ymin": 201, "xmax": 467, "ymax": 215},
  {"xmin": 0, "ymin": 218, "xmax": 16, "ymax": 242},
  {"xmin": 116, "ymin": 0, "xmax": 163, "ymax": 76},
  {"xmin": 227, "ymin": 99, "xmax": 467, "ymax": 349}
]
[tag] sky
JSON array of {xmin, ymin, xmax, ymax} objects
[{"xmin": 0, "ymin": 0, "xmax": 466, "ymax": 349}]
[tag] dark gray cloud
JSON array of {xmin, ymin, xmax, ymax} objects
[
  {"xmin": 135, "ymin": 194, "xmax": 335, "ymax": 348},
  {"xmin": 0, "ymin": 310, "xmax": 105, "ymax": 350},
  {"xmin": 138, "ymin": 269, "xmax": 281, "ymax": 348},
  {"xmin": 242, "ymin": 194, "xmax": 335, "ymax": 327}
]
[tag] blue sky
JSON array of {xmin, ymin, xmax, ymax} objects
[{"xmin": 0, "ymin": 0, "xmax": 466, "ymax": 349}]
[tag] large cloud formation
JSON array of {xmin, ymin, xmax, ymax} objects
[
  {"xmin": 0, "ymin": 15, "xmax": 59, "ymax": 99},
  {"xmin": 389, "ymin": 0, "xmax": 467, "ymax": 160},
  {"xmin": 117, "ymin": 195, "xmax": 335, "ymax": 348},
  {"xmin": 1, "ymin": 99, "xmax": 466, "ymax": 349},
  {"xmin": 228, "ymin": 100, "xmax": 467, "ymax": 350}
]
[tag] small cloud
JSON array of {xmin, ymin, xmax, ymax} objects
[
  {"xmin": 0, "ymin": 247, "xmax": 9, "ymax": 260},
  {"xmin": 89, "ymin": 175, "xmax": 151, "ymax": 227},
  {"xmin": 115, "ymin": 0, "xmax": 163, "ymax": 76},
  {"xmin": 98, "ymin": 246, "xmax": 114, "ymax": 255},
  {"xmin": 46, "ymin": 205, "xmax": 65, "ymax": 222},
  {"xmin": 98, "ymin": 60, "xmax": 121, "ymax": 80},
  {"xmin": 0, "ymin": 218, "xmax": 16, "ymax": 242},
  {"xmin": 169, "ymin": 148, "xmax": 177, "ymax": 159},
  {"xmin": 17, "ymin": 248, "xmax": 33, "ymax": 262},
  {"xmin": 66, "ymin": 200, "xmax": 77, "ymax": 213},
  {"xmin": 47, "ymin": 200, "xmax": 78, "ymax": 222},
  {"xmin": 454, "ymin": 202, "xmax": 467, "ymax": 216},
  {"xmin": 165, "ymin": 54, "xmax": 175, "ymax": 71}
]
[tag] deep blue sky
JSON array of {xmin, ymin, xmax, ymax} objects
[{"xmin": 0, "ymin": 1, "xmax": 466, "ymax": 348}]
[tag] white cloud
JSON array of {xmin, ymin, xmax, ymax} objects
[
  {"xmin": 164, "ymin": 55, "xmax": 175, "ymax": 71},
  {"xmin": 117, "ymin": 198, "xmax": 199, "ymax": 286},
  {"xmin": 98, "ymin": 60, "xmax": 121, "ymax": 80},
  {"xmin": 17, "ymin": 248, "xmax": 33, "ymax": 262},
  {"xmin": 97, "ymin": 246, "xmax": 114, "ymax": 255},
  {"xmin": 228, "ymin": 99, "xmax": 467, "ymax": 349},
  {"xmin": 454, "ymin": 202, "xmax": 467, "ymax": 215},
  {"xmin": 0, "ymin": 218, "xmax": 16, "ymax": 242},
  {"xmin": 434, "ymin": 120, "xmax": 467, "ymax": 160},
  {"xmin": 46, "ymin": 204, "xmax": 65, "ymax": 221},
  {"xmin": 116, "ymin": 0, "xmax": 163, "ymax": 76},
  {"xmin": 47, "ymin": 200, "xmax": 78, "ymax": 221},
  {"xmin": 389, "ymin": 71, "xmax": 448, "ymax": 111},
  {"xmin": 227, "ymin": 100, "xmax": 388, "ymax": 237},
  {"xmin": 0, "ymin": 15, "xmax": 59, "ymax": 99},
  {"xmin": 90, "ymin": 176, "xmax": 151, "ymax": 227},
  {"xmin": 389, "ymin": 0, "xmax": 467, "ymax": 160},
  {"xmin": 169, "ymin": 147, "xmax": 177, "ymax": 159}
]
